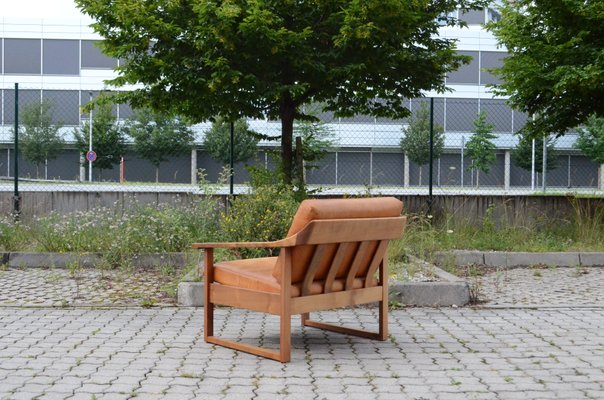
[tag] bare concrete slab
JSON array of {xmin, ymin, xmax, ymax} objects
[
  {"xmin": 390, "ymin": 281, "xmax": 470, "ymax": 307},
  {"xmin": 483, "ymin": 251, "xmax": 508, "ymax": 267},
  {"xmin": 506, "ymin": 252, "xmax": 581, "ymax": 267},
  {"xmin": 8, "ymin": 252, "xmax": 101, "ymax": 268},
  {"xmin": 443, "ymin": 250, "xmax": 600, "ymax": 268},
  {"xmin": 580, "ymin": 252, "xmax": 604, "ymax": 267},
  {"xmin": 177, "ymin": 282, "xmax": 204, "ymax": 307},
  {"xmin": 435, "ymin": 250, "xmax": 484, "ymax": 266}
]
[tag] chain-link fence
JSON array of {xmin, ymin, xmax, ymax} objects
[{"xmin": 1, "ymin": 85, "xmax": 603, "ymax": 216}]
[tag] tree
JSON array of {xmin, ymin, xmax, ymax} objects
[
  {"xmin": 292, "ymin": 117, "xmax": 337, "ymax": 189},
  {"xmin": 512, "ymin": 135, "xmax": 558, "ymax": 177},
  {"xmin": 126, "ymin": 108, "xmax": 194, "ymax": 182},
  {"xmin": 466, "ymin": 111, "xmax": 496, "ymax": 187},
  {"xmin": 400, "ymin": 103, "xmax": 444, "ymax": 185},
  {"xmin": 76, "ymin": 0, "xmax": 481, "ymax": 183},
  {"xmin": 575, "ymin": 115, "xmax": 604, "ymax": 165},
  {"xmin": 203, "ymin": 118, "xmax": 260, "ymax": 165},
  {"xmin": 18, "ymin": 100, "xmax": 64, "ymax": 179},
  {"xmin": 486, "ymin": 1, "xmax": 604, "ymax": 138},
  {"xmin": 74, "ymin": 103, "xmax": 126, "ymax": 179}
]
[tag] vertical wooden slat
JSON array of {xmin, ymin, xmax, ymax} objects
[
  {"xmin": 378, "ymin": 255, "xmax": 389, "ymax": 340},
  {"xmin": 280, "ymin": 247, "xmax": 292, "ymax": 362},
  {"xmin": 204, "ymin": 249, "xmax": 214, "ymax": 340},
  {"xmin": 324, "ymin": 243, "xmax": 351, "ymax": 293},
  {"xmin": 345, "ymin": 241, "xmax": 371, "ymax": 290},
  {"xmin": 364, "ymin": 240, "xmax": 389, "ymax": 288},
  {"xmin": 301, "ymin": 245, "xmax": 327, "ymax": 296}
]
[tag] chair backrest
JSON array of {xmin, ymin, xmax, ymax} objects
[{"xmin": 273, "ymin": 197, "xmax": 404, "ymax": 291}]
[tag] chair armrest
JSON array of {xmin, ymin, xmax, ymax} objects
[{"xmin": 192, "ymin": 237, "xmax": 296, "ymax": 250}]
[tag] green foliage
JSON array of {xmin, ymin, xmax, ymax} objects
[
  {"xmin": 17, "ymin": 100, "xmax": 65, "ymax": 178},
  {"xmin": 76, "ymin": 0, "xmax": 481, "ymax": 182},
  {"xmin": 575, "ymin": 114, "xmax": 604, "ymax": 164},
  {"xmin": 26, "ymin": 198, "xmax": 222, "ymax": 266},
  {"xmin": 292, "ymin": 116, "xmax": 337, "ymax": 191},
  {"xmin": 486, "ymin": 0, "xmax": 604, "ymax": 138},
  {"xmin": 400, "ymin": 103, "xmax": 444, "ymax": 185},
  {"xmin": 125, "ymin": 108, "xmax": 194, "ymax": 182},
  {"xmin": 203, "ymin": 118, "xmax": 260, "ymax": 165},
  {"xmin": 293, "ymin": 118, "xmax": 336, "ymax": 169},
  {"xmin": 390, "ymin": 203, "xmax": 604, "ymax": 263},
  {"xmin": 512, "ymin": 135, "xmax": 558, "ymax": 173},
  {"xmin": 0, "ymin": 217, "xmax": 29, "ymax": 251},
  {"xmin": 220, "ymin": 169, "xmax": 300, "ymax": 258},
  {"xmin": 400, "ymin": 103, "xmax": 445, "ymax": 166},
  {"xmin": 466, "ymin": 111, "xmax": 497, "ymax": 186},
  {"xmin": 74, "ymin": 102, "xmax": 126, "ymax": 175}
]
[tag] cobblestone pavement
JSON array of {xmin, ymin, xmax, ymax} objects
[
  {"xmin": 1, "ymin": 264, "xmax": 604, "ymax": 399},
  {"xmin": 0, "ymin": 307, "xmax": 603, "ymax": 400},
  {"xmin": 0, "ymin": 267, "xmax": 178, "ymax": 307},
  {"xmin": 476, "ymin": 266, "xmax": 604, "ymax": 307}
]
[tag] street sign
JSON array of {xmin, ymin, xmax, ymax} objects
[{"xmin": 86, "ymin": 150, "xmax": 97, "ymax": 162}]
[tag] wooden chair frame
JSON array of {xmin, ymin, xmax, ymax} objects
[{"xmin": 193, "ymin": 216, "xmax": 406, "ymax": 362}]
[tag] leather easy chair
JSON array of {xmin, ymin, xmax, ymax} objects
[{"xmin": 193, "ymin": 197, "xmax": 406, "ymax": 362}]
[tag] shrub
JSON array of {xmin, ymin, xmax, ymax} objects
[{"xmin": 220, "ymin": 184, "xmax": 299, "ymax": 258}]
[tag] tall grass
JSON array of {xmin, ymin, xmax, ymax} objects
[
  {"xmin": 391, "ymin": 201, "xmax": 604, "ymax": 262},
  {"xmin": 0, "ymin": 197, "xmax": 223, "ymax": 266}
]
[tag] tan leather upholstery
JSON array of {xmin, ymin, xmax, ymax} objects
[
  {"xmin": 214, "ymin": 257, "xmax": 372, "ymax": 298},
  {"xmin": 273, "ymin": 197, "xmax": 403, "ymax": 283}
]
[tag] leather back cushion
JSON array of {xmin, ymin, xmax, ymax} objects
[{"xmin": 273, "ymin": 197, "xmax": 403, "ymax": 283}]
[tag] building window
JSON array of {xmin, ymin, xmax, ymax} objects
[
  {"xmin": 4, "ymin": 39, "xmax": 41, "ymax": 74},
  {"xmin": 447, "ymin": 51, "xmax": 479, "ymax": 85},
  {"xmin": 459, "ymin": 9, "xmax": 485, "ymax": 25},
  {"xmin": 43, "ymin": 40, "xmax": 79, "ymax": 75},
  {"xmin": 42, "ymin": 90, "xmax": 80, "ymax": 125},
  {"xmin": 487, "ymin": 7, "xmax": 502, "ymax": 23},
  {"xmin": 81, "ymin": 40, "xmax": 117, "ymax": 69},
  {"xmin": 445, "ymin": 98, "xmax": 479, "ymax": 132},
  {"xmin": 3, "ymin": 89, "xmax": 41, "ymax": 124},
  {"xmin": 480, "ymin": 52, "xmax": 507, "ymax": 85},
  {"xmin": 479, "ymin": 99, "xmax": 513, "ymax": 133}
]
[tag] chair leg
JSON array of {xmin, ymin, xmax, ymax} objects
[
  {"xmin": 280, "ymin": 312, "xmax": 292, "ymax": 363},
  {"xmin": 204, "ymin": 249, "xmax": 214, "ymax": 340},
  {"xmin": 204, "ymin": 287, "xmax": 214, "ymax": 339},
  {"xmin": 301, "ymin": 313, "xmax": 310, "ymax": 326},
  {"xmin": 378, "ymin": 299, "xmax": 388, "ymax": 341}
]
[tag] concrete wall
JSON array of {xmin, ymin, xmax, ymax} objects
[{"xmin": 2, "ymin": 191, "xmax": 602, "ymax": 226}]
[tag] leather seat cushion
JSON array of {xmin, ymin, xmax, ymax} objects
[{"xmin": 214, "ymin": 257, "xmax": 375, "ymax": 298}]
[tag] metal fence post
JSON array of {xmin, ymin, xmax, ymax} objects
[
  {"xmin": 13, "ymin": 83, "xmax": 21, "ymax": 221},
  {"xmin": 428, "ymin": 97, "xmax": 434, "ymax": 215}
]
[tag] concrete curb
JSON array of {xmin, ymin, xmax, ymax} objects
[
  {"xmin": 0, "ymin": 251, "xmax": 471, "ymax": 308},
  {"xmin": 435, "ymin": 251, "xmax": 604, "ymax": 268},
  {"xmin": 178, "ymin": 262, "xmax": 471, "ymax": 308},
  {"xmin": 2, "ymin": 252, "xmax": 193, "ymax": 269}
]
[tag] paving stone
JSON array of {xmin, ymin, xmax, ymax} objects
[
  {"xmin": 0, "ymin": 259, "xmax": 604, "ymax": 400},
  {"xmin": 476, "ymin": 267, "xmax": 604, "ymax": 306}
]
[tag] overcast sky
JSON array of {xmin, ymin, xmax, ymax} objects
[{"xmin": 2, "ymin": 0, "xmax": 87, "ymax": 19}]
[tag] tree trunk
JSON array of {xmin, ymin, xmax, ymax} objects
[
  {"xmin": 418, "ymin": 166, "xmax": 423, "ymax": 186},
  {"xmin": 155, "ymin": 166, "xmax": 159, "ymax": 183},
  {"xmin": 280, "ymin": 99, "xmax": 295, "ymax": 184},
  {"xmin": 295, "ymin": 136, "xmax": 304, "ymax": 187},
  {"xmin": 476, "ymin": 170, "xmax": 480, "ymax": 188}
]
